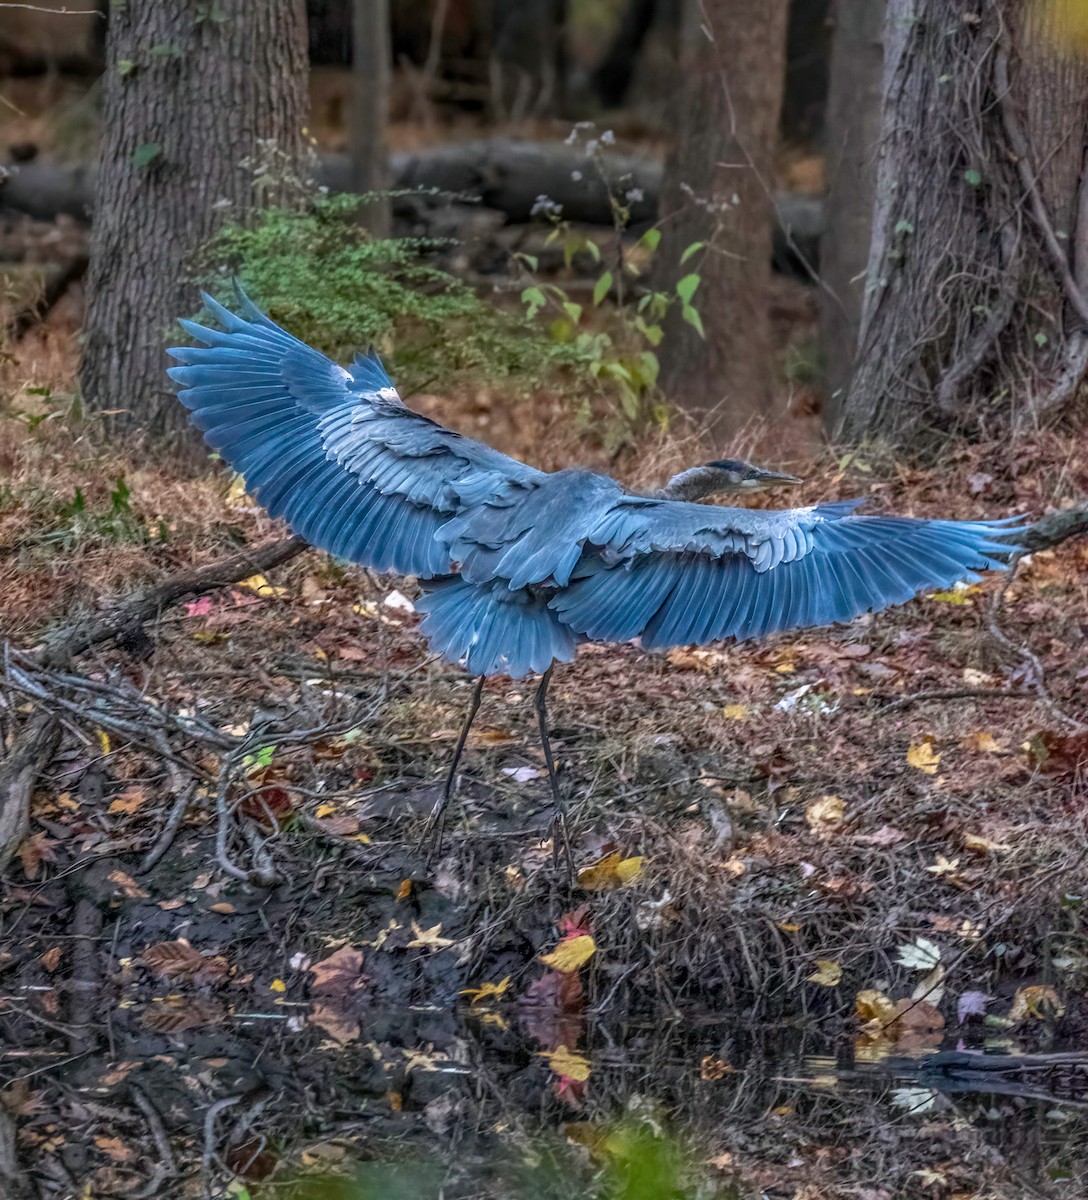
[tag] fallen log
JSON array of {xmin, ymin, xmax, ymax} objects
[{"xmin": 0, "ymin": 142, "xmax": 826, "ymax": 269}]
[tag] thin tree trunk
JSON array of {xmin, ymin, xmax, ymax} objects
[
  {"xmin": 79, "ymin": 1, "xmax": 309, "ymax": 447},
  {"xmin": 819, "ymin": 0, "xmax": 884, "ymax": 429},
  {"xmin": 351, "ymin": 0, "xmax": 392, "ymax": 238},
  {"xmin": 836, "ymin": 0, "xmax": 1088, "ymax": 446},
  {"xmin": 654, "ymin": 0, "xmax": 790, "ymax": 443}
]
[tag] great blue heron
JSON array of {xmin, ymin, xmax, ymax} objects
[{"xmin": 167, "ymin": 289, "xmax": 1025, "ymax": 851}]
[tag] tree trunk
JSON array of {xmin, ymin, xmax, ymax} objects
[
  {"xmin": 351, "ymin": 0, "xmax": 392, "ymax": 238},
  {"xmin": 836, "ymin": 0, "xmax": 1088, "ymax": 446},
  {"xmin": 79, "ymin": 1, "xmax": 309, "ymax": 446},
  {"xmin": 819, "ymin": 0, "xmax": 884, "ymax": 429},
  {"xmin": 653, "ymin": 0, "xmax": 790, "ymax": 443}
]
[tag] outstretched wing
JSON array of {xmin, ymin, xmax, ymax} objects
[
  {"xmin": 166, "ymin": 287, "xmax": 543, "ymax": 578},
  {"xmin": 551, "ymin": 495, "xmax": 1025, "ymax": 649}
]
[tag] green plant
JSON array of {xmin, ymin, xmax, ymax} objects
[
  {"xmin": 37, "ymin": 475, "xmax": 151, "ymax": 550},
  {"xmin": 197, "ymin": 193, "xmax": 583, "ymax": 398}
]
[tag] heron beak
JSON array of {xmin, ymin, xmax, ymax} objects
[{"xmin": 745, "ymin": 469, "xmax": 803, "ymax": 490}]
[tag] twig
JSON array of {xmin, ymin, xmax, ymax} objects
[
  {"xmin": 214, "ymin": 763, "xmax": 252, "ymax": 884},
  {"xmin": 36, "ymin": 533, "xmax": 307, "ymax": 669},
  {"xmin": 0, "ymin": 712, "xmax": 60, "ymax": 873},
  {"xmin": 880, "ymin": 687, "xmax": 1035, "ymax": 713},
  {"xmin": 128, "ymin": 1084, "xmax": 177, "ymax": 1197}
]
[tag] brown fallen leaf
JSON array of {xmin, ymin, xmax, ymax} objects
[
  {"xmin": 1009, "ymin": 984, "xmax": 1065, "ymax": 1023},
  {"xmin": 141, "ymin": 996, "xmax": 228, "ymax": 1033},
  {"xmin": 309, "ymin": 1002, "xmax": 360, "ymax": 1044},
  {"xmin": 40, "ymin": 947, "xmax": 62, "ymax": 974},
  {"xmin": 806, "ymin": 795, "xmax": 846, "ymax": 838},
  {"xmin": 406, "ymin": 922, "xmax": 456, "ymax": 951},
  {"xmin": 139, "ymin": 940, "xmax": 231, "ymax": 985},
  {"xmin": 108, "ymin": 870, "xmax": 149, "ymax": 899},
  {"xmin": 806, "ymin": 960, "xmax": 843, "ymax": 987},
  {"xmin": 309, "ymin": 946, "xmax": 367, "ymax": 997},
  {"xmin": 108, "ymin": 789, "xmax": 149, "ymax": 816},
  {"xmin": 907, "ymin": 736, "xmax": 941, "ymax": 775}
]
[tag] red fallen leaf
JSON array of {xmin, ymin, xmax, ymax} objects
[
  {"xmin": 519, "ymin": 969, "xmax": 584, "ymax": 1051},
  {"xmin": 558, "ymin": 905, "xmax": 592, "ymax": 940},
  {"xmin": 240, "ymin": 785, "xmax": 294, "ymax": 825},
  {"xmin": 522, "ymin": 969, "xmax": 584, "ymax": 1013},
  {"xmin": 184, "ymin": 596, "xmax": 215, "ymax": 618},
  {"xmin": 551, "ymin": 1073, "xmax": 588, "ymax": 1107}
]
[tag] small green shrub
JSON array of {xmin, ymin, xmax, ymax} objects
[{"xmin": 197, "ymin": 194, "xmax": 584, "ymax": 397}]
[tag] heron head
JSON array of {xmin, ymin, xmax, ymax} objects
[{"xmin": 705, "ymin": 458, "xmax": 803, "ymax": 493}]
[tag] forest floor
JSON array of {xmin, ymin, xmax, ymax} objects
[
  {"xmin": 3, "ymin": 77, "xmax": 1088, "ymax": 1199},
  {"xmin": 2, "ymin": 290, "xmax": 1088, "ymax": 1200}
]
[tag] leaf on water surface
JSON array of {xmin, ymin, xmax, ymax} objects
[
  {"xmin": 309, "ymin": 946, "xmax": 366, "ymax": 995},
  {"xmin": 806, "ymin": 960, "xmax": 843, "ymax": 987},
  {"xmin": 540, "ymin": 1044, "xmax": 591, "ymax": 1082},
  {"xmin": 141, "ymin": 995, "xmax": 228, "ymax": 1033},
  {"xmin": 460, "ymin": 977, "xmax": 511, "ymax": 1005},
  {"xmin": 308, "ymin": 1002, "xmax": 360, "ymax": 1044},
  {"xmin": 1009, "ymin": 984, "xmax": 1065, "ymax": 1023},
  {"xmin": 140, "ymin": 939, "xmax": 231, "ymax": 984},
  {"xmin": 805, "ymin": 795, "xmax": 846, "ymax": 838},
  {"xmin": 576, "ymin": 851, "xmax": 646, "ymax": 891},
  {"xmin": 957, "ymin": 990, "xmax": 992, "ymax": 1024},
  {"xmin": 907, "ymin": 737, "xmax": 941, "ymax": 775},
  {"xmin": 539, "ymin": 934, "xmax": 596, "ymax": 974},
  {"xmin": 521, "ymin": 968, "xmax": 584, "ymax": 1013},
  {"xmin": 406, "ymin": 921, "xmax": 456, "ymax": 951},
  {"xmin": 896, "ymin": 937, "xmax": 942, "ymax": 971},
  {"xmin": 855, "ymin": 989, "xmax": 898, "ymax": 1026},
  {"xmin": 911, "ymin": 964, "xmax": 946, "ymax": 1004}
]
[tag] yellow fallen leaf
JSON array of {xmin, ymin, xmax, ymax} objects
[
  {"xmin": 95, "ymin": 729, "xmax": 111, "ymax": 757},
  {"xmin": 721, "ymin": 704, "xmax": 749, "ymax": 721},
  {"xmin": 907, "ymin": 737, "xmax": 941, "ymax": 775},
  {"xmin": 539, "ymin": 1044, "xmax": 591, "ymax": 1082},
  {"xmin": 777, "ymin": 921, "xmax": 802, "ymax": 933},
  {"xmin": 721, "ymin": 857, "xmax": 746, "ymax": 878},
  {"xmin": 315, "ymin": 803, "xmax": 336, "ymax": 818},
  {"xmin": 270, "ymin": 978, "xmax": 287, "ymax": 993},
  {"xmin": 1009, "ymin": 984, "xmax": 1065, "ymax": 1022},
  {"xmin": 539, "ymin": 934, "xmax": 596, "ymax": 974},
  {"xmin": 961, "ymin": 731, "xmax": 1004, "ymax": 753},
  {"xmin": 963, "ymin": 831, "xmax": 1010, "ymax": 854},
  {"xmin": 396, "ymin": 879, "xmax": 413, "ymax": 901},
  {"xmin": 459, "ymin": 977, "xmax": 511, "ymax": 1005},
  {"xmin": 806, "ymin": 795, "xmax": 846, "ymax": 838},
  {"xmin": 407, "ymin": 921, "xmax": 455, "ymax": 950},
  {"xmin": 855, "ymin": 988, "xmax": 899, "ymax": 1025},
  {"xmin": 237, "ymin": 574, "xmax": 287, "ymax": 598},
  {"xmin": 806, "ymin": 959, "xmax": 843, "ymax": 987},
  {"xmin": 577, "ymin": 852, "xmax": 645, "ymax": 891}
]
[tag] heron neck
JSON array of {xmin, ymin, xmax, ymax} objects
[{"xmin": 656, "ymin": 466, "xmax": 738, "ymax": 502}]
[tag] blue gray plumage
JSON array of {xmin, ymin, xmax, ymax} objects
[{"xmin": 166, "ymin": 288, "xmax": 1026, "ymax": 681}]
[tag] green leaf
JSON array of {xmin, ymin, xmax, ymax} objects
[
  {"xmin": 585, "ymin": 239, "xmax": 601, "ymax": 263},
  {"xmin": 637, "ymin": 228, "xmax": 662, "ymax": 254},
  {"xmin": 132, "ymin": 143, "xmax": 162, "ymax": 168},
  {"xmin": 680, "ymin": 241, "xmax": 705, "ymax": 265},
  {"xmin": 149, "ymin": 42, "xmax": 183, "ymax": 57},
  {"xmin": 593, "ymin": 271, "xmax": 613, "ymax": 307},
  {"xmin": 116, "ymin": 59, "xmax": 136, "ymax": 76},
  {"xmin": 675, "ymin": 273, "xmax": 700, "ymax": 304},
  {"xmin": 562, "ymin": 301, "xmax": 583, "ymax": 325},
  {"xmin": 894, "ymin": 219, "xmax": 915, "ymax": 235},
  {"xmin": 520, "ymin": 286, "xmax": 547, "ymax": 319},
  {"xmin": 963, "ymin": 168, "xmax": 982, "ymax": 186},
  {"xmin": 515, "ymin": 252, "xmax": 538, "ymax": 271},
  {"xmin": 1034, "ymin": 330, "xmax": 1049, "ymax": 348},
  {"xmin": 634, "ymin": 316, "xmax": 663, "ymax": 347},
  {"xmin": 638, "ymin": 350, "xmax": 660, "ymax": 386},
  {"xmin": 681, "ymin": 304, "xmax": 705, "ymax": 339}
]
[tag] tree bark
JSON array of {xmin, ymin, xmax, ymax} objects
[
  {"xmin": 351, "ymin": 0, "xmax": 392, "ymax": 238},
  {"xmin": 836, "ymin": 0, "xmax": 1088, "ymax": 446},
  {"xmin": 819, "ymin": 0, "xmax": 884, "ymax": 429},
  {"xmin": 653, "ymin": 0, "xmax": 790, "ymax": 443},
  {"xmin": 79, "ymin": 1, "xmax": 309, "ymax": 446}
]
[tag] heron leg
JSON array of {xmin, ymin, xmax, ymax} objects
[
  {"xmin": 534, "ymin": 666, "xmax": 574, "ymax": 877},
  {"xmin": 423, "ymin": 675, "xmax": 485, "ymax": 864}
]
